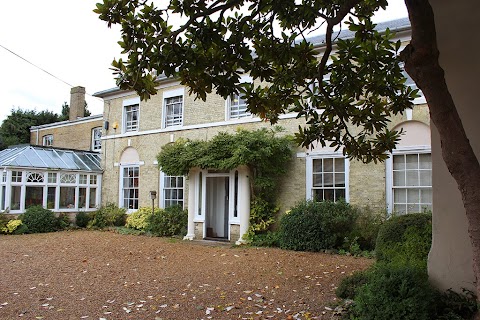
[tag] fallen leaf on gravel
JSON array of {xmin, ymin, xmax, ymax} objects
[{"xmin": 206, "ymin": 307, "xmax": 214, "ymax": 315}]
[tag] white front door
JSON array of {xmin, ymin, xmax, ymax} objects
[{"xmin": 205, "ymin": 176, "xmax": 229, "ymax": 239}]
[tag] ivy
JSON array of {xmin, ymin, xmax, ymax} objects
[{"xmin": 157, "ymin": 127, "xmax": 294, "ymax": 238}]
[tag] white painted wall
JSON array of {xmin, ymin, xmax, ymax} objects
[{"xmin": 428, "ymin": 0, "xmax": 480, "ymax": 291}]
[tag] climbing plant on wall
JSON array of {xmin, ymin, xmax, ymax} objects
[{"xmin": 157, "ymin": 127, "xmax": 294, "ymax": 237}]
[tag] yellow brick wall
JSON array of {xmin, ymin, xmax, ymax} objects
[
  {"xmin": 100, "ymin": 85, "xmax": 430, "ymax": 215},
  {"xmin": 30, "ymin": 118, "xmax": 103, "ymax": 151}
]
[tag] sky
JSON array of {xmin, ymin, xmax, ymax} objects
[{"xmin": 0, "ymin": 0, "xmax": 408, "ymax": 123}]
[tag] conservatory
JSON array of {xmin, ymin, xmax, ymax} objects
[{"xmin": 0, "ymin": 145, "xmax": 102, "ymax": 215}]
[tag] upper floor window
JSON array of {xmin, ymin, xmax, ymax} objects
[
  {"xmin": 307, "ymin": 156, "xmax": 349, "ymax": 202},
  {"xmin": 91, "ymin": 127, "xmax": 102, "ymax": 151},
  {"xmin": 124, "ymin": 104, "xmax": 139, "ymax": 132},
  {"xmin": 227, "ymin": 93, "xmax": 251, "ymax": 119},
  {"xmin": 400, "ymin": 62, "xmax": 426, "ymax": 104},
  {"xmin": 226, "ymin": 75, "xmax": 253, "ymax": 120},
  {"xmin": 42, "ymin": 135, "xmax": 53, "ymax": 146},
  {"xmin": 164, "ymin": 93, "xmax": 184, "ymax": 128}
]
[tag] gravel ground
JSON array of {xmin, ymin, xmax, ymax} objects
[{"xmin": 0, "ymin": 230, "xmax": 372, "ymax": 320}]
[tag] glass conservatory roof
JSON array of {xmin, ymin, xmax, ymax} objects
[{"xmin": 0, "ymin": 145, "xmax": 102, "ymax": 172}]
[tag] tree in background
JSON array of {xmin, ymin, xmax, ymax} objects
[
  {"xmin": 95, "ymin": 0, "xmax": 480, "ymax": 306},
  {"xmin": 0, "ymin": 108, "xmax": 60, "ymax": 149},
  {"xmin": 0, "ymin": 101, "xmax": 92, "ymax": 150}
]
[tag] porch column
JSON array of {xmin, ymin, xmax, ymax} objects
[
  {"xmin": 184, "ymin": 169, "xmax": 196, "ymax": 241},
  {"xmin": 236, "ymin": 166, "xmax": 250, "ymax": 245}
]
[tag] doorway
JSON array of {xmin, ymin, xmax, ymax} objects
[{"xmin": 205, "ymin": 176, "xmax": 229, "ymax": 240}]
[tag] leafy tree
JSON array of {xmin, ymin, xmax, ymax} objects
[
  {"xmin": 95, "ymin": 0, "xmax": 480, "ymax": 306},
  {"xmin": 59, "ymin": 101, "xmax": 91, "ymax": 121},
  {"xmin": 0, "ymin": 108, "xmax": 60, "ymax": 149}
]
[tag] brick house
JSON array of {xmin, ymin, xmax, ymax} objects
[{"xmin": 94, "ymin": 18, "xmax": 431, "ymax": 244}]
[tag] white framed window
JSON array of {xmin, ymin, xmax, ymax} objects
[
  {"xmin": 160, "ymin": 172, "xmax": 184, "ymax": 208},
  {"xmin": 386, "ymin": 150, "xmax": 432, "ymax": 215},
  {"xmin": 306, "ymin": 155, "xmax": 349, "ymax": 202},
  {"xmin": 121, "ymin": 166, "xmax": 139, "ymax": 210},
  {"xmin": 124, "ymin": 104, "xmax": 139, "ymax": 132},
  {"xmin": 227, "ymin": 93, "xmax": 250, "ymax": 119},
  {"xmin": 42, "ymin": 135, "xmax": 53, "ymax": 146},
  {"xmin": 163, "ymin": 88, "xmax": 184, "ymax": 128},
  {"xmin": 91, "ymin": 127, "xmax": 102, "ymax": 151},
  {"xmin": 400, "ymin": 62, "xmax": 426, "ymax": 104},
  {"xmin": 226, "ymin": 75, "xmax": 252, "ymax": 120}
]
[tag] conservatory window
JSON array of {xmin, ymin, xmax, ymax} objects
[
  {"xmin": 12, "ymin": 171, "xmax": 22, "ymax": 183},
  {"xmin": 47, "ymin": 187, "xmax": 56, "ymax": 209},
  {"xmin": 60, "ymin": 187, "xmax": 76, "ymax": 209},
  {"xmin": 26, "ymin": 172, "xmax": 44, "ymax": 183},
  {"xmin": 89, "ymin": 188, "xmax": 97, "ymax": 208},
  {"xmin": 48, "ymin": 173, "xmax": 57, "ymax": 183},
  {"xmin": 60, "ymin": 173, "xmax": 77, "ymax": 184},
  {"xmin": 79, "ymin": 188, "xmax": 87, "ymax": 208},
  {"xmin": 25, "ymin": 186, "xmax": 43, "ymax": 208},
  {"xmin": 11, "ymin": 186, "xmax": 21, "ymax": 210}
]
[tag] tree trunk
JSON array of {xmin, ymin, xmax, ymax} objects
[{"xmin": 402, "ymin": 0, "xmax": 480, "ymax": 310}]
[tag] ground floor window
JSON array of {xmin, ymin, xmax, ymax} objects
[
  {"xmin": 390, "ymin": 152, "xmax": 432, "ymax": 214},
  {"xmin": 161, "ymin": 173, "xmax": 184, "ymax": 208},
  {"xmin": 308, "ymin": 156, "xmax": 349, "ymax": 202},
  {"xmin": 121, "ymin": 166, "xmax": 139, "ymax": 210}
]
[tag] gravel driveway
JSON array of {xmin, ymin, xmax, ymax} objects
[{"xmin": 0, "ymin": 230, "xmax": 372, "ymax": 319}]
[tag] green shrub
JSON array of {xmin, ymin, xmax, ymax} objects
[
  {"xmin": 336, "ymin": 270, "xmax": 370, "ymax": 299},
  {"xmin": 245, "ymin": 198, "xmax": 278, "ymax": 239},
  {"xmin": 147, "ymin": 205, "xmax": 187, "ymax": 237},
  {"xmin": 278, "ymin": 199, "xmax": 358, "ymax": 251},
  {"xmin": 1, "ymin": 219, "xmax": 28, "ymax": 234},
  {"xmin": 375, "ymin": 212, "xmax": 432, "ymax": 268},
  {"xmin": 55, "ymin": 213, "xmax": 71, "ymax": 230},
  {"xmin": 88, "ymin": 203, "xmax": 127, "ymax": 229},
  {"xmin": 125, "ymin": 207, "xmax": 160, "ymax": 230},
  {"xmin": 352, "ymin": 263, "xmax": 437, "ymax": 320},
  {"xmin": 436, "ymin": 289, "xmax": 477, "ymax": 320},
  {"xmin": 348, "ymin": 206, "xmax": 386, "ymax": 251},
  {"xmin": 21, "ymin": 206, "xmax": 58, "ymax": 233},
  {"xmin": 0, "ymin": 213, "xmax": 8, "ymax": 232},
  {"xmin": 75, "ymin": 211, "xmax": 91, "ymax": 228},
  {"xmin": 249, "ymin": 231, "xmax": 280, "ymax": 247}
]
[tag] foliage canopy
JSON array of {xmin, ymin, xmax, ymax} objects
[
  {"xmin": 157, "ymin": 127, "xmax": 293, "ymax": 201},
  {"xmin": 95, "ymin": 0, "xmax": 417, "ymax": 163}
]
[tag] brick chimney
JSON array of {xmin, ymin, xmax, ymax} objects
[{"xmin": 69, "ymin": 86, "xmax": 86, "ymax": 121}]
